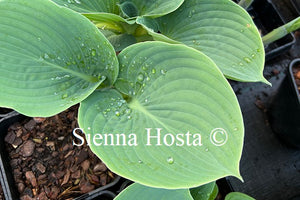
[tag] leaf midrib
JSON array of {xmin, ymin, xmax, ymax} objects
[{"xmin": 128, "ymin": 97, "xmax": 174, "ymax": 132}]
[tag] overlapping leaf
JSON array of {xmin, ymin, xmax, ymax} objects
[
  {"xmin": 0, "ymin": 0, "xmax": 118, "ymax": 117},
  {"xmin": 114, "ymin": 183, "xmax": 193, "ymax": 200},
  {"xmin": 225, "ymin": 192, "xmax": 255, "ymax": 200},
  {"xmin": 51, "ymin": 0, "xmax": 120, "ymax": 14},
  {"xmin": 137, "ymin": 0, "xmax": 268, "ymax": 83},
  {"xmin": 118, "ymin": 0, "xmax": 184, "ymax": 18},
  {"xmin": 190, "ymin": 182, "xmax": 218, "ymax": 200},
  {"xmin": 78, "ymin": 41, "xmax": 244, "ymax": 188}
]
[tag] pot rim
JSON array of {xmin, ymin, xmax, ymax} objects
[{"xmin": 289, "ymin": 58, "xmax": 300, "ymax": 104}]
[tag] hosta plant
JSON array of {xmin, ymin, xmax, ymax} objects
[
  {"xmin": 0, "ymin": 0, "xmax": 274, "ymax": 198},
  {"xmin": 114, "ymin": 182, "xmax": 255, "ymax": 200}
]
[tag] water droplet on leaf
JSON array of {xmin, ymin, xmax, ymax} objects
[
  {"xmin": 243, "ymin": 57, "xmax": 251, "ymax": 63},
  {"xmin": 62, "ymin": 94, "xmax": 68, "ymax": 99},
  {"xmin": 91, "ymin": 49, "xmax": 96, "ymax": 56},
  {"xmin": 160, "ymin": 69, "xmax": 167, "ymax": 75},
  {"xmin": 167, "ymin": 157, "xmax": 174, "ymax": 164},
  {"xmin": 137, "ymin": 73, "xmax": 144, "ymax": 82}
]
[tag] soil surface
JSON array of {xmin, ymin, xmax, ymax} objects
[
  {"xmin": 0, "ymin": 183, "xmax": 4, "ymax": 200},
  {"xmin": 4, "ymin": 105, "xmax": 115, "ymax": 200},
  {"xmin": 292, "ymin": 63, "xmax": 300, "ymax": 95}
]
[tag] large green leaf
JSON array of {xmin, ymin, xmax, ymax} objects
[
  {"xmin": 78, "ymin": 41, "xmax": 243, "ymax": 188},
  {"xmin": 0, "ymin": 0, "xmax": 118, "ymax": 117},
  {"xmin": 225, "ymin": 192, "xmax": 255, "ymax": 200},
  {"xmin": 114, "ymin": 183, "xmax": 193, "ymax": 200},
  {"xmin": 190, "ymin": 182, "xmax": 219, "ymax": 200},
  {"xmin": 51, "ymin": 0, "xmax": 120, "ymax": 14},
  {"xmin": 137, "ymin": 0, "xmax": 268, "ymax": 83},
  {"xmin": 118, "ymin": 0, "xmax": 184, "ymax": 18}
]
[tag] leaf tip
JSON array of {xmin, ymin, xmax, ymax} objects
[{"xmin": 260, "ymin": 77, "xmax": 272, "ymax": 86}]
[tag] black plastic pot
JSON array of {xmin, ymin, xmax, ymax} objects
[
  {"xmin": 0, "ymin": 112, "xmax": 120, "ymax": 200},
  {"xmin": 268, "ymin": 58, "xmax": 300, "ymax": 149},
  {"xmin": 248, "ymin": 0, "xmax": 296, "ymax": 61},
  {"xmin": 0, "ymin": 107, "xmax": 14, "ymax": 120},
  {"xmin": 291, "ymin": 0, "xmax": 300, "ymax": 15}
]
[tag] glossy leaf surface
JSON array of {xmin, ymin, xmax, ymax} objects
[
  {"xmin": 137, "ymin": 0, "xmax": 267, "ymax": 83},
  {"xmin": 114, "ymin": 183, "xmax": 193, "ymax": 200},
  {"xmin": 0, "ymin": 0, "xmax": 118, "ymax": 116},
  {"xmin": 52, "ymin": 0, "xmax": 120, "ymax": 14},
  {"xmin": 78, "ymin": 42, "xmax": 243, "ymax": 188}
]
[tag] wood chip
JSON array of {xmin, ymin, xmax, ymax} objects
[
  {"xmin": 79, "ymin": 180, "xmax": 95, "ymax": 193},
  {"xmin": 25, "ymin": 171, "xmax": 37, "ymax": 187},
  {"xmin": 24, "ymin": 120, "xmax": 36, "ymax": 131},
  {"xmin": 93, "ymin": 163, "xmax": 107, "ymax": 172},
  {"xmin": 33, "ymin": 117, "xmax": 46, "ymax": 123},
  {"xmin": 295, "ymin": 71, "xmax": 300, "ymax": 79},
  {"xmin": 22, "ymin": 140, "xmax": 35, "ymax": 157},
  {"xmin": 36, "ymin": 163, "xmax": 46, "ymax": 173},
  {"xmin": 81, "ymin": 160, "xmax": 90, "ymax": 171},
  {"xmin": 71, "ymin": 170, "xmax": 81, "ymax": 179},
  {"xmin": 5, "ymin": 131, "xmax": 16, "ymax": 144},
  {"xmin": 61, "ymin": 170, "xmax": 70, "ymax": 186}
]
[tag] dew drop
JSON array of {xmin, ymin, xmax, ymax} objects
[
  {"xmin": 91, "ymin": 49, "xmax": 96, "ymax": 56},
  {"xmin": 125, "ymin": 109, "xmax": 132, "ymax": 114},
  {"xmin": 205, "ymin": 148, "xmax": 209, "ymax": 152},
  {"xmin": 243, "ymin": 57, "xmax": 251, "ymax": 63},
  {"xmin": 144, "ymin": 99, "xmax": 149, "ymax": 103},
  {"xmin": 151, "ymin": 68, "xmax": 156, "ymax": 74},
  {"xmin": 137, "ymin": 73, "xmax": 144, "ymax": 82},
  {"xmin": 127, "ymin": 115, "xmax": 132, "ymax": 120},
  {"xmin": 87, "ymin": 127, "xmax": 91, "ymax": 130},
  {"xmin": 138, "ymin": 160, "xmax": 143, "ymax": 164},
  {"xmin": 240, "ymin": 29, "xmax": 244, "ymax": 33},
  {"xmin": 160, "ymin": 69, "xmax": 167, "ymax": 75},
  {"xmin": 256, "ymin": 49, "xmax": 261, "ymax": 52},
  {"xmin": 234, "ymin": 127, "xmax": 238, "ymax": 131},
  {"xmin": 239, "ymin": 62, "xmax": 244, "ymax": 66},
  {"xmin": 115, "ymin": 111, "xmax": 120, "ymax": 117},
  {"xmin": 167, "ymin": 157, "xmax": 174, "ymax": 164},
  {"xmin": 251, "ymin": 53, "xmax": 255, "ymax": 58},
  {"xmin": 44, "ymin": 53, "xmax": 49, "ymax": 59},
  {"xmin": 62, "ymin": 94, "xmax": 68, "ymax": 99},
  {"xmin": 37, "ymin": 37, "xmax": 41, "ymax": 41}
]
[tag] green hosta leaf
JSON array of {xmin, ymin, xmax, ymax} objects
[
  {"xmin": 114, "ymin": 183, "xmax": 193, "ymax": 200},
  {"xmin": 83, "ymin": 13, "xmax": 131, "ymax": 34},
  {"xmin": 83, "ymin": 13, "xmax": 141, "ymax": 37},
  {"xmin": 78, "ymin": 41, "xmax": 243, "ymax": 188},
  {"xmin": 0, "ymin": 0, "xmax": 118, "ymax": 117},
  {"xmin": 137, "ymin": 0, "xmax": 268, "ymax": 83},
  {"xmin": 51, "ymin": 0, "xmax": 120, "ymax": 14},
  {"xmin": 225, "ymin": 192, "xmax": 255, "ymax": 200},
  {"xmin": 190, "ymin": 182, "xmax": 219, "ymax": 200},
  {"xmin": 118, "ymin": 0, "xmax": 184, "ymax": 18}
]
